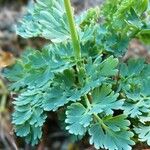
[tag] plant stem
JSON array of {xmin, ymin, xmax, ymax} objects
[
  {"xmin": 84, "ymin": 95, "xmax": 91, "ymax": 109},
  {"xmin": 0, "ymin": 79, "xmax": 8, "ymax": 112},
  {"xmin": 64, "ymin": 0, "xmax": 108, "ymax": 131},
  {"xmin": 94, "ymin": 113, "xmax": 108, "ymax": 129},
  {"xmin": 64, "ymin": 0, "xmax": 81, "ymax": 60},
  {"xmin": 84, "ymin": 95, "xmax": 108, "ymax": 129}
]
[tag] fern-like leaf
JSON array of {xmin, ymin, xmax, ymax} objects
[
  {"xmin": 89, "ymin": 115, "xmax": 134, "ymax": 150},
  {"xmin": 12, "ymin": 88, "xmax": 47, "ymax": 145},
  {"xmin": 89, "ymin": 84, "xmax": 124, "ymax": 115},
  {"xmin": 3, "ymin": 43, "xmax": 75, "ymax": 91},
  {"xmin": 65, "ymin": 103, "xmax": 92, "ymax": 135},
  {"xmin": 81, "ymin": 56, "xmax": 118, "ymax": 94},
  {"xmin": 134, "ymin": 125, "xmax": 150, "ymax": 146},
  {"xmin": 17, "ymin": 0, "xmax": 70, "ymax": 42}
]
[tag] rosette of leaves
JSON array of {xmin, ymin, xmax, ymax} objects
[{"xmin": 2, "ymin": 0, "xmax": 150, "ymax": 149}]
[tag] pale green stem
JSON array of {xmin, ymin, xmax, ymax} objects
[
  {"xmin": 64, "ymin": 0, "xmax": 81, "ymax": 60},
  {"xmin": 84, "ymin": 95, "xmax": 108, "ymax": 130},
  {"xmin": 64, "ymin": 0, "xmax": 107, "ymax": 130},
  {"xmin": 94, "ymin": 113, "xmax": 108, "ymax": 129},
  {"xmin": 84, "ymin": 95, "xmax": 91, "ymax": 109}
]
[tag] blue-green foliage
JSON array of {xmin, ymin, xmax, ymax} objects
[
  {"xmin": 3, "ymin": 0, "xmax": 150, "ymax": 149},
  {"xmin": 17, "ymin": 0, "xmax": 70, "ymax": 42},
  {"xmin": 89, "ymin": 115, "xmax": 134, "ymax": 150}
]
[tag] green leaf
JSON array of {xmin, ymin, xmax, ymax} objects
[
  {"xmin": 134, "ymin": 0, "xmax": 149, "ymax": 14},
  {"xmin": 76, "ymin": 7, "xmax": 100, "ymax": 27},
  {"xmin": 4, "ymin": 0, "xmax": 150, "ymax": 148},
  {"xmin": 3, "ymin": 43, "xmax": 75, "ymax": 91},
  {"xmin": 15, "ymin": 123, "xmax": 30, "ymax": 137},
  {"xmin": 119, "ymin": 59, "xmax": 150, "ymax": 118},
  {"xmin": 139, "ymin": 113, "xmax": 150, "ymax": 123},
  {"xmin": 102, "ymin": 0, "xmax": 147, "ymax": 30},
  {"xmin": 126, "ymin": 8, "xmax": 143, "ymax": 29},
  {"xmin": 123, "ymin": 100, "xmax": 150, "ymax": 118},
  {"xmin": 79, "ymin": 25, "xmax": 96, "ymax": 44},
  {"xmin": 42, "ymin": 56, "xmax": 119, "ymax": 113},
  {"xmin": 12, "ymin": 88, "xmax": 47, "ymax": 145},
  {"xmin": 95, "ymin": 26, "xmax": 130, "ymax": 56},
  {"xmin": 17, "ymin": 0, "xmax": 70, "ymax": 42},
  {"xmin": 89, "ymin": 84, "xmax": 123, "ymax": 115},
  {"xmin": 3, "ymin": 61, "xmax": 26, "ymax": 91},
  {"xmin": 25, "ymin": 126, "xmax": 43, "ymax": 145},
  {"xmin": 81, "ymin": 56, "xmax": 118, "ymax": 94},
  {"xmin": 100, "ymin": 0, "xmax": 149, "ymax": 56},
  {"xmin": 89, "ymin": 115, "xmax": 134, "ymax": 150},
  {"xmin": 42, "ymin": 70, "xmax": 81, "ymax": 111},
  {"xmin": 134, "ymin": 125, "xmax": 150, "ymax": 146},
  {"xmin": 122, "ymin": 81, "xmax": 150, "ymax": 118},
  {"xmin": 65, "ymin": 103, "xmax": 92, "ymax": 135},
  {"xmin": 120, "ymin": 58, "xmax": 145, "ymax": 77},
  {"xmin": 137, "ymin": 25, "xmax": 150, "ymax": 44},
  {"xmin": 103, "ymin": 115, "xmax": 131, "ymax": 132},
  {"xmin": 122, "ymin": 79, "xmax": 150, "ymax": 118}
]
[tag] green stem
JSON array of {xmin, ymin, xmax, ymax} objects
[
  {"xmin": 84, "ymin": 95, "xmax": 91, "ymax": 109},
  {"xmin": 94, "ymin": 113, "xmax": 108, "ymax": 129},
  {"xmin": 64, "ymin": 0, "xmax": 81, "ymax": 60},
  {"xmin": 84, "ymin": 95, "xmax": 108, "ymax": 130},
  {"xmin": 64, "ymin": 0, "xmax": 108, "ymax": 131}
]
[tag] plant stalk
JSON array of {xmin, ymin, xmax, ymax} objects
[
  {"xmin": 64, "ymin": 0, "xmax": 81, "ymax": 60},
  {"xmin": 0, "ymin": 79, "xmax": 8, "ymax": 112},
  {"xmin": 84, "ymin": 95, "xmax": 91, "ymax": 109},
  {"xmin": 64, "ymin": 0, "xmax": 107, "ymax": 131},
  {"xmin": 85, "ymin": 95, "xmax": 108, "ymax": 130}
]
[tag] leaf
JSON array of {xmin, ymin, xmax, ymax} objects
[
  {"xmin": 81, "ymin": 56, "xmax": 118, "ymax": 94},
  {"xmin": 134, "ymin": 125, "xmax": 150, "ymax": 146},
  {"xmin": 122, "ymin": 79, "xmax": 150, "ymax": 118},
  {"xmin": 65, "ymin": 103, "xmax": 92, "ymax": 135},
  {"xmin": 103, "ymin": 115, "xmax": 131, "ymax": 132},
  {"xmin": 3, "ymin": 61, "xmax": 25, "ymax": 91},
  {"xmin": 25, "ymin": 126, "xmax": 43, "ymax": 145},
  {"xmin": 12, "ymin": 88, "xmax": 47, "ymax": 145},
  {"xmin": 100, "ymin": 0, "xmax": 149, "ymax": 56},
  {"xmin": 4, "ymin": 0, "xmax": 150, "ymax": 148},
  {"xmin": 126, "ymin": 8, "xmax": 143, "ymax": 29},
  {"xmin": 95, "ymin": 26, "xmax": 130, "ymax": 56},
  {"xmin": 89, "ymin": 84, "xmax": 123, "ymax": 115},
  {"xmin": 120, "ymin": 58, "xmax": 145, "ymax": 77},
  {"xmin": 102, "ymin": 0, "xmax": 147, "ymax": 30},
  {"xmin": 42, "ymin": 70, "xmax": 81, "ymax": 111},
  {"xmin": 119, "ymin": 59, "xmax": 150, "ymax": 118},
  {"xmin": 43, "ymin": 56, "xmax": 119, "ymax": 112},
  {"xmin": 123, "ymin": 100, "xmax": 150, "ymax": 118},
  {"xmin": 89, "ymin": 115, "xmax": 134, "ymax": 150},
  {"xmin": 3, "ymin": 43, "xmax": 75, "ymax": 91},
  {"xmin": 17, "ymin": 0, "xmax": 70, "ymax": 42},
  {"xmin": 76, "ymin": 7, "xmax": 100, "ymax": 27},
  {"xmin": 79, "ymin": 25, "xmax": 96, "ymax": 44},
  {"xmin": 137, "ymin": 25, "xmax": 150, "ymax": 44},
  {"xmin": 15, "ymin": 123, "xmax": 30, "ymax": 137},
  {"xmin": 139, "ymin": 113, "xmax": 150, "ymax": 123}
]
